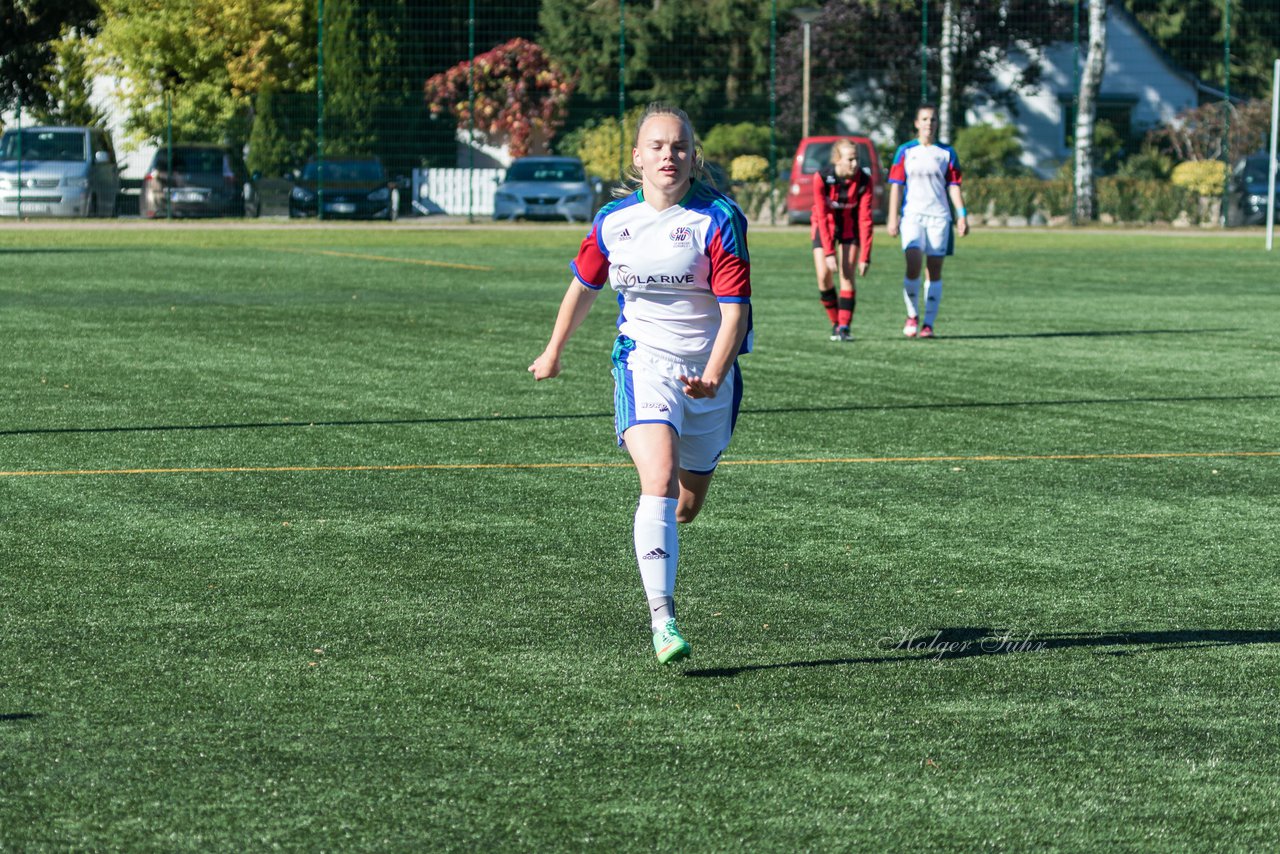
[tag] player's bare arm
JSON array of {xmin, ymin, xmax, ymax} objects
[
  {"xmin": 529, "ymin": 280, "xmax": 601, "ymax": 380},
  {"xmin": 887, "ymin": 183, "xmax": 902, "ymax": 237},
  {"xmin": 950, "ymin": 184, "xmax": 970, "ymax": 237}
]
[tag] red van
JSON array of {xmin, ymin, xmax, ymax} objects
[{"xmin": 785, "ymin": 135, "xmax": 886, "ymax": 225}]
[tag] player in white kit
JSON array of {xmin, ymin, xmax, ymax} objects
[
  {"xmin": 529, "ymin": 104, "xmax": 752, "ymax": 664},
  {"xmin": 887, "ymin": 104, "xmax": 970, "ymax": 338}
]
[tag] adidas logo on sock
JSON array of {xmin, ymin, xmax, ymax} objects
[{"xmin": 641, "ymin": 548, "xmax": 669, "ymax": 560}]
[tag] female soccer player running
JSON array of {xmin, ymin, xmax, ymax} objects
[
  {"xmin": 810, "ymin": 138, "xmax": 873, "ymax": 342},
  {"xmin": 887, "ymin": 104, "xmax": 969, "ymax": 338},
  {"xmin": 529, "ymin": 103, "xmax": 752, "ymax": 665}
]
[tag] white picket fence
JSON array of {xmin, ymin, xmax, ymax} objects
[{"xmin": 412, "ymin": 167, "xmax": 503, "ymax": 216}]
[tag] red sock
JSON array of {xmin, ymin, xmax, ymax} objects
[
  {"xmin": 819, "ymin": 289, "xmax": 838, "ymax": 324},
  {"xmin": 838, "ymin": 290, "xmax": 856, "ymax": 327}
]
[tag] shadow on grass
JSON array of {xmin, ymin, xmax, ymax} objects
[
  {"xmin": 1, "ymin": 713, "xmax": 41, "ymax": 722},
  {"xmin": 682, "ymin": 627, "xmax": 1280, "ymax": 678},
  {"xmin": 3, "ymin": 394, "xmax": 1276, "ymax": 437},
  {"xmin": 0, "ymin": 249, "xmax": 128, "ymax": 255},
  {"xmin": 937, "ymin": 327, "xmax": 1243, "ymax": 340}
]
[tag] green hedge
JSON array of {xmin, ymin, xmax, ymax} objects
[{"xmin": 964, "ymin": 177, "xmax": 1207, "ymax": 225}]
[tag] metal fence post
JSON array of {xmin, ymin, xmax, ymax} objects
[
  {"xmin": 467, "ymin": 0, "xmax": 475, "ymax": 223},
  {"xmin": 1221, "ymin": 0, "xmax": 1232, "ymax": 226},
  {"xmin": 619, "ymin": 0, "xmax": 627, "ymax": 182},
  {"xmin": 166, "ymin": 91, "xmax": 173, "ymax": 220},
  {"xmin": 15, "ymin": 94, "xmax": 22, "ymax": 217},
  {"xmin": 769, "ymin": 0, "xmax": 777, "ymax": 226},
  {"xmin": 317, "ymin": 0, "xmax": 326, "ymax": 221},
  {"xmin": 1268, "ymin": 58, "xmax": 1279, "ymax": 250},
  {"xmin": 1071, "ymin": 0, "xmax": 1080, "ymax": 225},
  {"xmin": 921, "ymin": 0, "xmax": 929, "ymax": 104}
]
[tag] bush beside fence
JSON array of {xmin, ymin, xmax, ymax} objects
[{"xmin": 964, "ymin": 177, "xmax": 1214, "ymax": 226}]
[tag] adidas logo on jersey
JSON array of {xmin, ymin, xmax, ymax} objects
[
  {"xmin": 642, "ymin": 548, "xmax": 670, "ymax": 560},
  {"xmin": 619, "ymin": 228, "xmax": 632, "ymax": 240}
]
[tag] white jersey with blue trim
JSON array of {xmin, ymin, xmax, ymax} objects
[
  {"xmin": 571, "ymin": 180, "xmax": 752, "ymax": 362},
  {"xmin": 888, "ymin": 141, "xmax": 963, "ymax": 220}
]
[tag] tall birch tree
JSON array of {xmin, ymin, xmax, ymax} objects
[{"xmin": 1074, "ymin": 0, "xmax": 1107, "ymax": 223}]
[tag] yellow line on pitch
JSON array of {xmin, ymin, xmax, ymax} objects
[
  {"xmin": 1, "ymin": 450, "xmax": 1276, "ymax": 479},
  {"xmin": 275, "ymin": 247, "xmax": 491, "ymax": 271}
]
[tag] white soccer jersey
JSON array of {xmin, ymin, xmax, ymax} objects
[
  {"xmin": 889, "ymin": 141, "xmax": 963, "ymax": 219},
  {"xmin": 571, "ymin": 181, "xmax": 752, "ymax": 362}
]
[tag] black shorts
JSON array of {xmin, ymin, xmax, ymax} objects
[{"xmin": 812, "ymin": 234, "xmax": 855, "ymax": 250}]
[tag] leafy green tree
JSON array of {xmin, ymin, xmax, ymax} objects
[
  {"xmin": 33, "ymin": 27, "xmax": 107, "ymax": 127},
  {"xmin": 777, "ymin": 1, "xmax": 1072, "ymax": 145},
  {"xmin": 1123, "ymin": 0, "xmax": 1280, "ymax": 100},
  {"xmin": 952, "ymin": 124, "xmax": 1027, "ymax": 177},
  {"xmin": 247, "ymin": 84, "xmax": 314, "ymax": 177},
  {"xmin": 0, "ymin": 0, "xmax": 98, "ymax": 118},
  {"xmin": 94, "ymin": 0, "xmax": 314, "ymax": 149},
  {"xmin": 539, "ymin": 0, "xmax": 777, "ymax": 129},
  {"xmin": 702, "ymin": 122, "xmax": 773, "ymax": 164}
]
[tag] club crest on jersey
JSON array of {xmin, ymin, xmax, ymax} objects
[{"xmin": 669, "ymin": 226, "xmax": 693, "ymax": 248}]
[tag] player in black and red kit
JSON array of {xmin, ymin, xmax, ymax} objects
[{"xmin": 810, "ymin": 138, "xmax": 874, "ymax": 341}]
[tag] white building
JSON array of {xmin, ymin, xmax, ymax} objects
[{"xmin": 837, "ymin": 2, "xmax": 1223, "ymax": 177}]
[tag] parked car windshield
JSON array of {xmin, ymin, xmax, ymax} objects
[
  {"xmin": 0, "ymin": 130, "xmax": 86, "ymax": 162},
  {"xmin": 801, "ymin": 141, "xmax": 873, "ymax": 175},
  {"xmin": 162, "ymin": 149, "xmax": 226, "ymax": 173},
  {"xmin": 506, "ymin": 161, "xmax": 585, "ymax": 182},
  {"xmin": 302, "ymin": 159, "xmax": 384, "ymax": 182},
  {"xmin": 1240, "ymin": 156, "xmax": 1278, "ymax": 186}
]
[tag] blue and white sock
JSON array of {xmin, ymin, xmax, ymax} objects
[{"xmin": 634, "ymin": 495, "xmax": 679, "ymax": 628}]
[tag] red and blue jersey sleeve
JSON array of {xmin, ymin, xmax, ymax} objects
[
  {"xmin": 888, "ymin": 142, "xmax": 914, "ymax": 185},
  {"xmin": 706, "ymin": 201, "xmax": 751, "ymax": 302},
  {"xmin": 945, "ymin": 146, "xmax": 963, "ymax": 185},
  {"xmin": 570, "ymin": 221, "xmax": 609, "ymax": 289}
]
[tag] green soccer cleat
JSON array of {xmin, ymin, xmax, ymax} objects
[{"xmin": 652, "ymin": 618, "xmax": 691, "ymax": 664}]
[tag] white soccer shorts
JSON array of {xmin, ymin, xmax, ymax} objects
[
  {"xmin": 899, "ymin": 212, "xmax": 954, "ymax": 257},
  {"xmin": 611, "ymin": 335, "xmax": 742, "ymax": 475}
]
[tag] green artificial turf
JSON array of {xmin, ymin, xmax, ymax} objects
[{"xmin": 1, "ymin": 223, "xmax": 1278, "ymax": 850}]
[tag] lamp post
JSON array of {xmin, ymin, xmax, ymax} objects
[{"xmin": 792, "ymin": 7, "xmax": 822, "ymax": 138}]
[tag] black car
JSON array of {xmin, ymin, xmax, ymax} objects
[
  {"xmin": 141, "ymin": 143, "xmax": 260, "ymax": 218},
  {"xmin": 1227, "ymin": 152, "xmax": 1279, "ymax": 227},
  {"xmin": 289, "ymin": 156, "xmax": 400, "ymax": 220}
]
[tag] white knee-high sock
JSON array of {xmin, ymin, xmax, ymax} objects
[
  {"xmin": 923, "ymin": 279, "xmax": 943, "ymax": 326},
  {"xmin": 635, "ymin": 495, "xmax": 679, "ymax": 626},
  {"xmin": 903, "ymin": 276, "xmax": 922, "ymax": 318}
]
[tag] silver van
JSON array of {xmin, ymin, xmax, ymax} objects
[{"xmin": 0, "ymin": 126, "xmax": 121, "ymax": 217}]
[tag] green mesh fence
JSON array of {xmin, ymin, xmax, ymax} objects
[{"xmin": 0, "ymin": 1, "xmax": 1276, "ymax": 225}]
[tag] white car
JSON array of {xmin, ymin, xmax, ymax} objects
[
  {"xmin": 493, "ymin": 157, "xmax": 600, "ymax": 223},
  {"xmin": 0, "ymin": 126, "xmax": 121, "ymax": 217}
]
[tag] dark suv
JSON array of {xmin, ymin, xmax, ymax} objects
[
  {"xmin": 141, "ymin": 144, "xmax": 260, "ymax": 218},
  {"xmin": 1227, "ymin": 152, "xmax": 1279, "ymax": 227}
]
